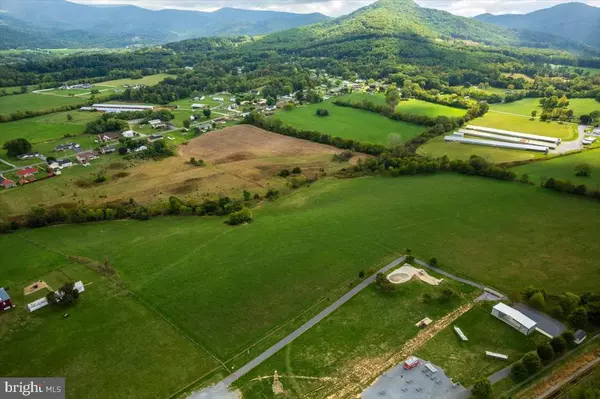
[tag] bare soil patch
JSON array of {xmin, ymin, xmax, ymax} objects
[{"xmin": 181, "ymin": 125, "xmax": 339, "ymax": 164}]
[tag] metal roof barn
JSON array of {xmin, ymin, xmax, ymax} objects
[
  {"xmin": 466, "ymin": 125, "xmax": 561, "ymax": 144},
  {"xmin": 459, "ymin": 129, "xmax": 557, "ymax": 149},
  {"xmin": 444, "ymin": 135, "xmax": 549, "ymax": 153}
]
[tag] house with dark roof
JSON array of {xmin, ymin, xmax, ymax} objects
[
  {"xmin": 574, "ymin": 329, "xmax": 587, "ymax": 345},
  {"xmin": 147, "ymin": 134, "xmax": 164, "ymax": 143},
  {"xmin": 100, "ymin": 144, "xmax": 117, "ymax": 154},
  {"xmin": 96, "ymin": 132, "xmax": 121, "ymax": 142},
  {"xmin": 76, "ymin": 151, "xmax": 98, "ymax": 164},
  {"xmin": 55, "ymin": 142, "xmax": 81, "ymax": 152},
  {"xmin": 0, "ymin": 288, "xmax": 13, "ymax": 311}
]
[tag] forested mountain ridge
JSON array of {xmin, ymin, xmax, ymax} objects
[
  {"xmin": 475, "ymin": 2, "xmax": 600, "ymax": 49},
  {"xmin": 0, "ymin": 0, "xmax": 329, "ymax": 49},
  {"xmin": 258, "ymin": 0, "xmax": 594, "ymax": 52}
]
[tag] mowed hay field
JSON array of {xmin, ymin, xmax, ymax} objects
[
  {"xmin": 474, "ymin": 112, "xmax": 577, "ymax": 140},
  {"xmin": 0, "ymin": 111, "xmax": 97, "ymax": 145},
  {"xmin": 235, "ymin": 277, "xmax": 478, "ymax": 397},
  {"xmin": 337, "ymin": 92, "xmax": 466, "ymax": 117},
  {"xmin": 0, "ymin": 92, "xmax": 86, "ymax": 116},
  {"xmin": 97, "ymin": 73, "xmax": 174, "ymax": 88},
  {"xmin": 0, "ymin": 125, "xmax": 349, "ymax": 216},
  {"xmin": 417, "ymin": 135, "xmax": 543, "ymax": 164},
  {"xmin": 511, "ymin": 149, "xmax": 600, "ymax": 188},
  {"xmin": 275, "ymin": 102, "xmax": 423, "ymax": 146},
  {"xmin": 491, "ymin": 98, "xmax": 600, "ymax": 118},
  {"xmin": 3, "ymin": 173, "xmax": 600, "ymax": 377},
  {"xmin": 0, "ymin": 257, "xmax": 220, "ymax": 399}
]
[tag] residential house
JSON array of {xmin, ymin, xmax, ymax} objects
[
  {"xmin": 96, "ymin": 132, "xmax": 121, "ymax": 142},
  {"xmin": 257, "ymin": 99, "xmax": 268, "ymax": 105},
  {"xmin": 147, "ymin": 134, "xmax": 164, "ymax": 143},
  {"xmin": 122, "ymin": 130, "xmax": 135, "ymax": 138},
  {"xmin": 0, "ymin": 177, "xmax": 16, "ymax": 189},
  {"xmin": 16, "ymin": 152, "xmax": 44, "ymax": 161},
  {"xmin": 16, "ymin": 167, "xmax": 38, "ymax": 178},
  {"xmin": 0, "ymin": 288, "xmax": 13, "ymax": 311},
  {"xmin": 57, "ymin": 159, "xmax": 73, "ymax": 168},
  {"xmin": 55, "ymin": 143, "xmax": 81, "ymax": 152},
  {"xmin": 192, "ymin": 104, "xmax": 207, "ymax": 109},
  {"xmin": 76, "ymin": 151, "xmax": 98, "ymax": 165},
  {"xmin": 148, "ymin": 119, "xmax": 167, "ymax": 129},
  {"xmin": 100, "ymin": 144, "xmax": 117, "ymax": 154},
  {"xmin": 213, "ymin": 117, "xmax": 229, "ymax": 124}
]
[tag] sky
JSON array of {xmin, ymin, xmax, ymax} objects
[{"xmin": 70, "ymin": 0, "xmax": 600, "ymax": 17}]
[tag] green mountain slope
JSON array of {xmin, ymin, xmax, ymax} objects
[
  {"xmin": 475, "ymin": 2, "xmax": 600, "ymax": 48},
  {"xmin": 260, "ymin": 0, "xmax": 585, "ymax": 50}
]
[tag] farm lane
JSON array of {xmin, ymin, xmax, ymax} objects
[
  {"xmin": 551, "ymin": 125, "xmax": 586, "ymax": 154},
  {"xmin": 190, "ymin": 255, "xmax": 408, "ymax": 397}
]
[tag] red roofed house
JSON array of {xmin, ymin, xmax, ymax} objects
[
  {"xmin": 16, "ymin": 167, "xmax": 38, "ymax": 178},
  {"xmin": 0, "ymin": 178, "xmax": 16, "ymax": 189},
  {"xmin": 0, "ymin": 288, "xmax": 13, "ymax": 311}
]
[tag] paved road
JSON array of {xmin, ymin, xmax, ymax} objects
[
  {"xmin": 489, "ymin": 365, "xmax": 511, "ymax": 384},
  {"xmin": 513, "ymin": 303, "xmax": 566, "ymax": 337},
  {"xmin": 190, "ymin": 255, "xmax": 407, "ymax": 397},
  {"xmin": 551, "ymin": 125, "xmax": 586, "ymax": 154}
]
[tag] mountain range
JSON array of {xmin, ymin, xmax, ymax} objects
[
  {"xmin": 0, "ymin": 0, "xmax": 329, "ymax": 48},
  {"xmin": 475, "ymin": 2, "xmax": 600, "ymax": 49}
]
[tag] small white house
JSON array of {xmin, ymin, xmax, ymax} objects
[
  {"xmin": 192, "ymin": 103, "xmax": 207, "ymax": 109},
  {"xmin": 148, "ymin": 119, "xmax": 166, "ymax": 129},
  {"xmin": 491, "ymin": 303, "xmax": 537, "ymax": 335},
  {"xmin": 122, "ymin": 130, "xmax": 135, "ymax": 138},
  {"xmin": 212, "ymin": 97, "xmax": 224, "ymax": 102}
]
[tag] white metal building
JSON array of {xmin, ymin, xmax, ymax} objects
[
  {"xmin": 491, "ymin": 303, "xmax": 537, "ymax": 335},
  {"xmin": 89, "ymin": 104, "xmax": 154, "ymax": 113},
  {"xmin": 466, "ymin": 125, "xmax": 561, "ymax": 145}
]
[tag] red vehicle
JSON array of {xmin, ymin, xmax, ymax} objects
[
  {"xmin": 0, "ymin": 288, "xmax": 13, "ymax": 311},
  {"xmin": 403, "ymin": 356, "xmax": 420, "ymax": 370}
]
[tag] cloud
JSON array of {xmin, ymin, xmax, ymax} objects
[{"xmin": 69, "ymin": 0, "xmax": 600, "ymax": 17}]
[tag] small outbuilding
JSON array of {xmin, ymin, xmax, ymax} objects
[
  {"xmin": 491, "ymin": 303, "xmax": 537, "ymax": 336},
  {"xmin": 0, "ymin": 288, "xmax": 13, "ymax": 311},
  {"xmin": 574, "ymin": 329, "xmax": 587, "ymax": 345}
]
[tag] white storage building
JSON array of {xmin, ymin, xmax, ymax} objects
[
  {"xmin": 444, "ymin": 135, "xmax": 549, "ymax": 154},
  {"xmin": 491, "ymin": 303, "xmax": 537, "ymax": 336},
  {"xmin": 466, "ymin": 125, "xmax": 561, "ymax": 145}
]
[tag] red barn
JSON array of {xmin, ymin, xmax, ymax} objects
[
  {"xmin": 16, "ymin": 167, "xmax": 38, "ymax": 178},
  {"xmin": 0, "ymin": 288, "xmax": 13, "ymax": 311}
]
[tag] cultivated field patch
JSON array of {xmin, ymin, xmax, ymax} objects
[
  {"xmin": 97, "ymin": 73, "xmax": 174, "ymax": 88},
  {"xmin": 0, "ymin": 93, "xmax": 86, "ymax": 116},
  {"xmin": 274, "ymin": 101, "xmax": 423, "ymax": 146}
]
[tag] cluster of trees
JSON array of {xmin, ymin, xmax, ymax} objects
[
  {"xmin": 226, "ymin": 207, "xmax": 253, "ymax": 226},
  {"xmin": 2, "ymin": 138, "xmax": 32, "ymax": 157},
  {"xmin": 244, "ymin": 111, "xmax": 387, "ymax": 156},
  {"xmin": 542, "ymin": 177, "xmax": 600, "ymax": 202},
  {"xmin": 510, "ymin": 330, "xmax": 576, "ymax": 382},
  {"xmin": 123, "ymin": 140, "xmax": 174, "ymax": 160},
  {"xmin": 84, "ymin": 110, "xmax": 173, "ymax": 134},
  {"xmin": 350, "ymin": 154, "xmax": 517, "ymax": 182},
  {"xmin": 0, "ymin": 193, "xmax": 262, "ymax": 233},
  {"xmin": 522, "ymin": 286, "xmax": 600, "ymax": 329}
]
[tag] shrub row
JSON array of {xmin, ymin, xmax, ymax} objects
[{"xmin": 542, "ymin": 177, "xmax": 600, "ymax": 202}]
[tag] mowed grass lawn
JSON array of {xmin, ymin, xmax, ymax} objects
[
  {"xmin": 417, "ymin": 135, "xmax": 543, "ymax": 164},
  {"xmin": 472, "ymin": 112, "xmax": 577, "ymax": 140},
  {"xmin": 0, "ymin": 253, "xmax": 220, "ymax": 399},
  {"xmin": 511, "ymin": 148, "xmax": 600, "ymax": 188},
  {"xmin": 275, "ymin": 102, "xmax": 423, "ymax": 146},
  {"xmin": 235, "ymin": 277, "xmax": 478, "ymax": 397},
  {"xmin": 491, "ymin": 98, "xmax": 600, "ymax": 118},
  {"xmin": 3, "ymin": 174, "xmax": 600, "ymax": 368},
  {"xmin": 97, "ymin": 73, "xmax": 174, "ymax": 87},
  {"xmin": 337, "ymin": 92, "xmax": 466, "ymax": 117},
  {"xmin": 0, "ymin": 93, "xmax": 86, "ymax": 116},
  {"xmin": 417, "ymin": 303, "xmax": 538, "ymax": 386}
]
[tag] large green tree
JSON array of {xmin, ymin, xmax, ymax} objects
[{"xmin": 2, "ymin": 138, "xmax": 32, "ymax": 157}]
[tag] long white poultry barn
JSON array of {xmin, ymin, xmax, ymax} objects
[
  {"xmin": 458, "ymin": 129, "xmax": 557, "ymax": 149},
  {"xmin": 445, "ymin": 135, "xmax": 549, "ymax": 154},
  {"xmin": 466, "ymin": 125, "xmax": 561, "ymax": 145}
]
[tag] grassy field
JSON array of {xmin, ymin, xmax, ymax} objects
[
  {"xmin": 275, "ymin": 101, "xmax": 423, "ymax": 146},
  {"xmin": 3, "ymin": 174, "xmax": 600, "ymax": 371},
  {"xmin": 471, "ymin": 112, "xmax": 577, "ymax": 140},
  {"xmin": 0, "ymin": 93, "xmax": 87, "ymax": 116},
  {"xmin": 417, "ymin": 303, "xmax": 538, "ymax": 386},
  {"xmin": 97, "ymin": 73, "xmax": 174, "ymax": 88},
  {"xmin": 235, "ymin": 276, "xmax": 478, "ymax": 397},
  {"xmin": 511, "ymin": 149, "xmax": 600, "ymax": 188},
  {"xmin": 337, "ymin": 92, "xmax": 466, "ymax": 117},
  {"xmin": 0, "ymin": 257, "xmax": 220, "ymax": 399},
  {"xmin": 417, "ymin": 135, "xmax": 543, "ymax": 164},
  {"xmin": 491, "ymin": 98, "xmax": 600, "ymax": 118}
]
